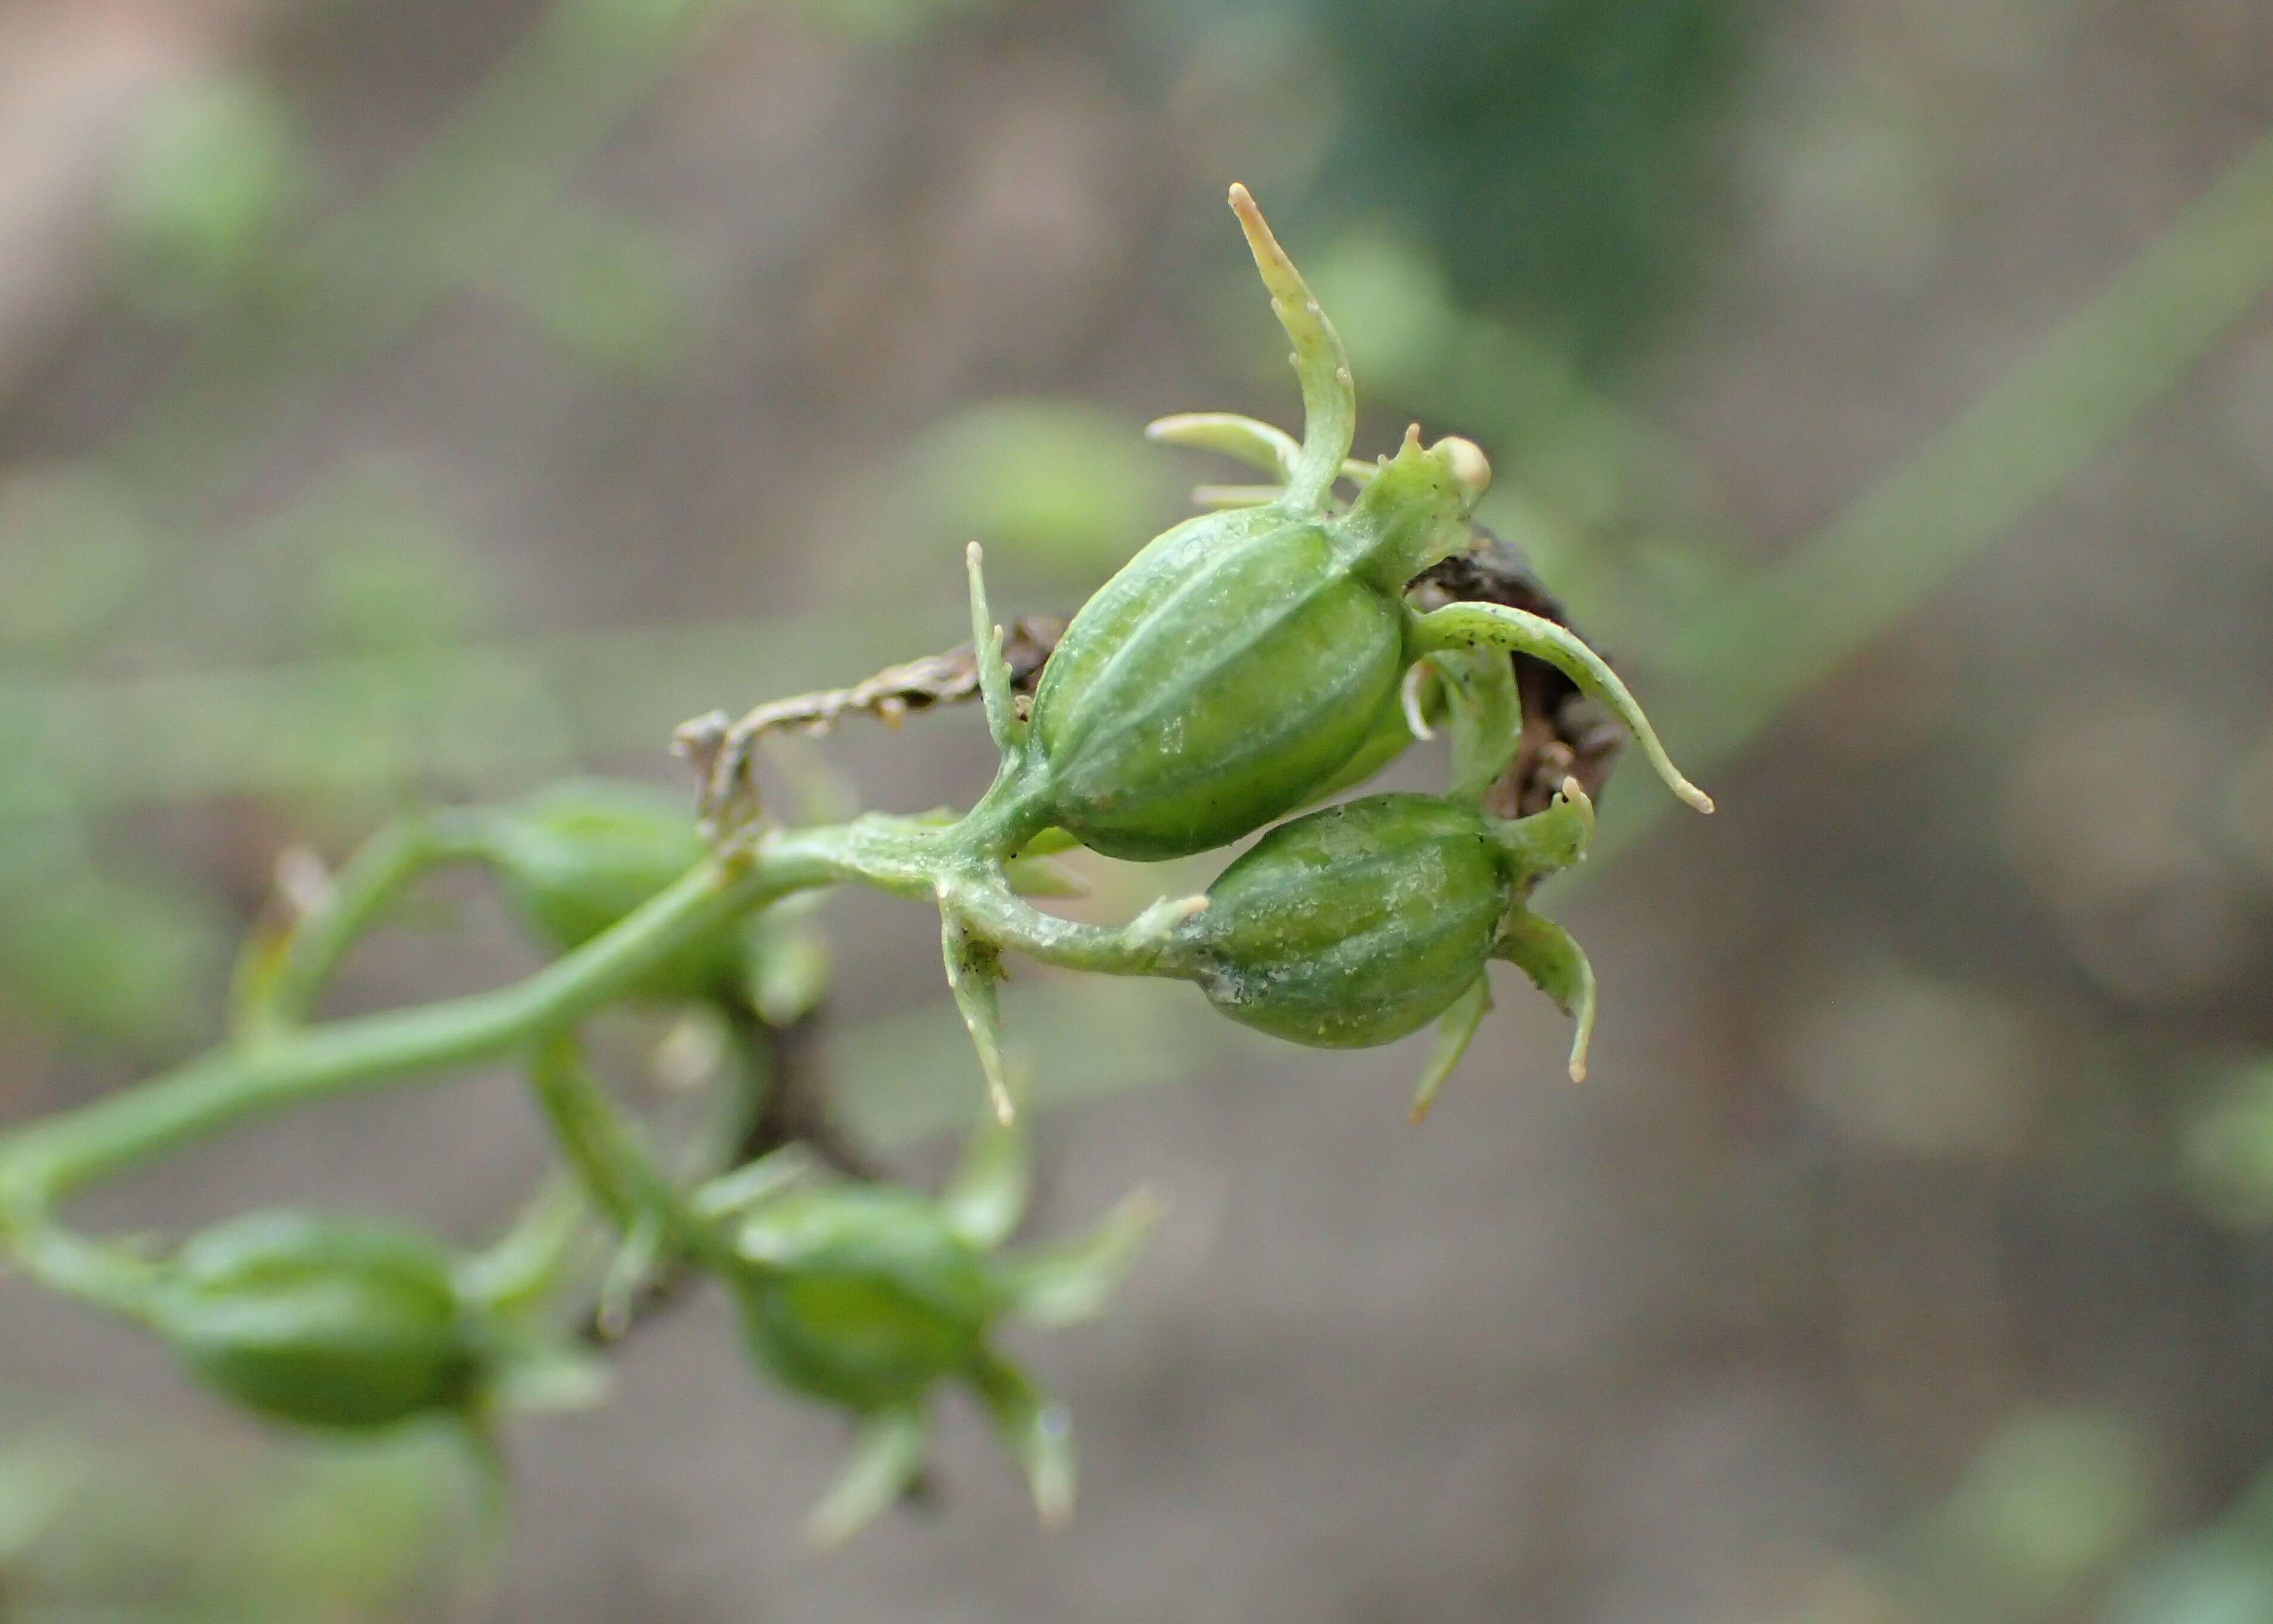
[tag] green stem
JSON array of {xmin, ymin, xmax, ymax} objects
[
  {"xmin": 455, "ymin": 1176, "xmax": 586, "ymax": 1315},
  {"xmin": 10, "ymin": 1221, "xmax": 164, "ymax": 1320},
  {"xmin": 0, "ymin": 828, "xmax": 846, "ymax": 1216},
  {"xmin": 259, "ymin": 809, "xmax": 498, "ymax": 1032},
  {"xmin": 523, "ymin": 1034, "xmax": 729, "ymax": 1270},
  {"xmin": 0, "ymin": 810, "xmax": 1195, "ymax": 1225},
  {"xmin": 939, "ymin": 873, "xmax": 1200, "ymax": 978}
]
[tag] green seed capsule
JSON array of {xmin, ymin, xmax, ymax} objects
[
  {"xmin": 151, "ymin": 1211, "xmax": 483, "ymax": 1430},
  {"xmin": 482, "ymin": 779, "xmax": 737, "ymax": 999},
  {"xmin": 1029, "ymin": 504, "xmax": 1412, "ymax": 860},
  {"xmin": 1021, "ymin": 419, "xmax": 1487, "ymax": 864},
  {"xmin": 733, "ymin": 1186, "xmax": 995, "ymax": 1414},
  {"xmin": 1176, "ymin": 794, "xmax": 1522, "ymax": 1047},
  {"xmin": 982, "ymin": 189, "xmax": 1490, "ymax": 862}
]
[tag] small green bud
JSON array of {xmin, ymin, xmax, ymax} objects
[
  {"xmin": 733, "ymin": 1186, "xmax": 994, "ymax": 1414},
  {"xmin": 1175, "ymin": 794, "xmax": 1518, "ymax": 1048},
  {"xmin": 722, "ymin": 1124, "xmax": 1152, "ymax": 1542},
  {"xmin": 151, "ymin": 1211, "xmax": 485, "ymax": 1430},
  {"xmin": 1171, "ymin": 789, "xmax": 1593, "ymax": 1058},
  {"xmin": 481, "ymin": 779, "xmax": 737, "ymax": 1000}
]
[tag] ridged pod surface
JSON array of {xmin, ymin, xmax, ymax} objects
[
  {"xmin": 1177, "ymin": 793, "xmax": 1514, "ymax": 1048},
  {"xmin": 734, "ymin": 1185, "xmax": 995, "ymax": 1414},
  {"xmin": 968, "ymin": 185, "xmax": 1490, "ymax": 863},
  {"xmin": 1028, "ymin": 506, "xmax": 1409, "ymax": 860},
  {"xmin": 152, "ymin": 1211, "xmax": 483, "ymax": 1430}
]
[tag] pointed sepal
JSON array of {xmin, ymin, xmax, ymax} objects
[
  {"xmin": 806, "ymin": 1404, "xmax": 931, "ymax": 1549},
  {"xmin": 1412, "ymin": 599, "xmax": 1712, "ymax": 814},
  {"xmin": 1496, "ymin": 910, "xmax": 1598, "ymax": 1082},
  {"xmin": 996, "ymin": 1187, "xmax": 1161, "ymax": 1328},
  {"xmin": 972, "ymin": 1353, "xmax": 1075, "ymax": 1527},
  {"xmin": 689, "ymin": 1144, "xmax": 814, "ymax": 1224},
  {"xmin": 965, "ymin": 542, "xmax": 1021, "ymax": 753},
  {"xmin": 1438, "ymin": 648, "xmax": 1523, "ymax": 805},
  {"xmin": 941, "ymin": 1099, "xmax": 1031, "ymax": 1251},
  {"xmin": 1226, "ymin": 184, "xmax": 1356, "ymax": 509},
  {"xmin": 485, "ymin": 1333, "xmax": 612, "ymax": 1416},
  {"xmin": 1409, "ymin": 974, "xmax": 1493, "ymax": 1124},
  {"xmin": 941, "ymin": 910, "xmax": 1017, "ymax": 1124},
  {"xmin": 593, "ymin": 1211, "xmax": 663, "ymax": 1342},
  {"xmin": 1145, "ymin": 411, "xmax": 1300, "ymax": 481}
]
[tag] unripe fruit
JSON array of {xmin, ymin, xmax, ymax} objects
[
  {"xmin": 733, "ymin": 1186, "xmax": 994, "ymax": 1414},
  {"xmin": 1018, "ymin": 430, "xmax": 1487, "ymax": 863},
  {"xmin": 1174, "ymin": 794, "xmax": 1520, "ymax": 1047},
  {"xmin": 152, "ymin": 1211, "xmax": 483, "ymax": 1430},
  {"xmin": 1030, "ymin": 510, "xmax": 1402, "ymax": 860},
  {"xmin": 482, "ymin": 779, "xmax": 738, "ymax": 999},
  {"xmin": 975, "ymin": 188, "xmax": 1492, "ymax": 862}
]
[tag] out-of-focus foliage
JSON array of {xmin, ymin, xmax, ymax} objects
[
  {"xmin": 1151, "ymin": 0, "xmax": 1766, "ymax": 364},
  {"xmin": 0, "ymin": 1422, "xmax": 477, "ymax": 1620},
  {"xmin": 111, "ymin": 75, "xmax": 309, "ymax": 316},
  {"xmin": 1304, "ymin": 0, "xmax": 1762, "ymax": 362},
  {"xmin": 2181, "ymin": 1059, "xmax": 2273, "ymax": 1231},
  {"xmin": 903, "ymin": 400, "xmax": 1173, "ymax": 582}
]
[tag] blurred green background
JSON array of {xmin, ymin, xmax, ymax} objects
[{"xmin": 4, "ymin": 0, "xmax": 2273, "ymax": 1618}]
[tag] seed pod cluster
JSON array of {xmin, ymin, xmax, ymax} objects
[{"xmin": 970, "ymin": 187, "xmax": 1492, "ymax": 862}]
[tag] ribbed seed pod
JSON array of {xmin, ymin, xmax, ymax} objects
[
  {"xmin": 1174, "ymin": 794, "xmax": 1517, "ymax": 1047},
  {"xmin": 1029, "ymin": 508, "xmax": 1410, "ymax": 860},
  {"xmin": 151, "ymin": 1211, "xmax": 483, "ymax": 1430},
  {"xmin": 733, "ymin": 1186, "xmax": 994, "ymax": 1414}
]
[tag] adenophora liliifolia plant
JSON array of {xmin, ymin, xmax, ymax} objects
[{"xmin": 0, "ymin": 185, "xmax": 1709, "ymax": 1543}]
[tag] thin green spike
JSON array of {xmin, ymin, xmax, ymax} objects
[
  {"xmin": 455, "ymin": 1176, "xmax": 584, "ymax": 1314},
  {"xmin": 941, "ymin": 1095, "xmax": 1030, "ymax": 1250},
  {"xmin": 1496, "ymin": 912, "xmax": 1598, "ymax": 1082},
  {"xmin": 1145, "ymin": 411, "xmax": 1300, "ymax": 479},
  {"xmin": 941, "ymin": 910, "xmax": 1016, "ymax": 1125},
  {"xmin": 485, "ymin": 1334, "xmax": 611, "ymax": 1415},
  {"xmin": 997, "ymin": 1186, "xmax": 1161, "ymax": 1327},
  {"xmin": 1412, "ymin": 600, "xmax": 1714, "ymax": 814},
  {"xmin": 1228, "ymin": 184, "xmax": 1356, "ymax": 510},
  {"xmin": 964, "ymin": 542, "xmax": 1019, "ymax": 752},
  {"xmin": 1409, "ymin": 975, "xmax": 1492, "ymax": 1124},
  {"xmin": 594, "ymin": 1211, "xmax": 662, "ymax": 1341},
  {"xmin": 972, "ymin": 1355, "xmax": 1074, "ymax": 1527},
  {"xmin": 687, "ymin": 1144, "xmax": 813, "ymax": 1223},
  {"xmin": 806, "ymin": 1405, "xmax": 930, "ymax": 1548}
]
